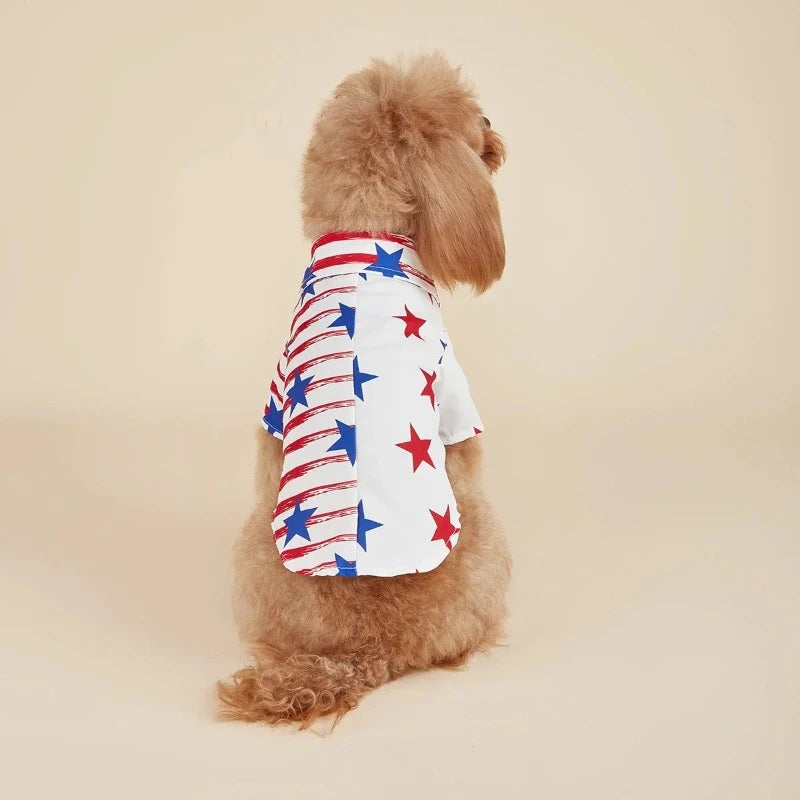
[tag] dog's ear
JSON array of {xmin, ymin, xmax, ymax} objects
[{"xmin": 413, "ymin": 138, "xmax": 505, "ymax": 293}]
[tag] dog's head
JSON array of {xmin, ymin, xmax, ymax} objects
[{"xmin": 302, "ymin": 53, "xmax": 507, "ymax": 292}]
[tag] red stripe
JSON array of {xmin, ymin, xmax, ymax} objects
[
  {"xmin": 278, "ymin": 454, "xmax": 350, "ymax": 492},
  {"xmin": 307, "ymin": 373, "xmax": 352, "ymax": 392},
  {"xmin": 290, "ymin": 286, "xmax": 356, "ymax": 333},
  {"xmin": 287, "ymin": 309, "xmax": 338, "ymax": 349},
  {"xmin": 273, "ymin": 479, "xmax": 357, "ymax": 516},
  {"xmin": 273, "ymin": 505, "xmax": 357, "ymax": 540},
  {"xmin": 286, "ymin": 350, "xmax": 352, "ymax": 384},
  {"xmin": 403, "ymin": 265, "xmax": 436, "ymax": 288},
  {"xmin": 283, "ymin": 398, "xmax": 354, "ymax": 438},
  {"xmin": 312, "ymin": 253, "xmax": 373, "ymax": 271},
  {"xmin": 282, "ymin": 427, "xmax": 340, "ymax": 456},
  {"xmin": 287, "ymin": 329, "xmax": 347, "ymax": 363},
  {"xmin": 311, "ymin": 231, "xmax": 416, "ymax": 256},
  {"xmin": 269, "ymin": 380, "xmax": 283, "ymax": 402},
  {"xmin": 276, "ymin": 362, "xmax": 285, "ymax": 381},
  {"xmin": 296, "ymin": 561, "xmax": 338, "ymax": 576},
  {"xmin": 280, "ymin": 532, "xmax": 356, "ymax": 562}
]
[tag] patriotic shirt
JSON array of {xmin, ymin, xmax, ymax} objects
[{"xmin": 261, "ymin": 232, "xmax": 484, "ymax": 577}]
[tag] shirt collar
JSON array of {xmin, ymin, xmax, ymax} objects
[{"xmin": 307, "ymin": 231, "xmax": 437, "ymax": 297}]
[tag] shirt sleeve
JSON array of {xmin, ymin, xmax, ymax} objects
[
  {"xmin": 261, "ymin": 347, "xmax": 287, "ymax": 440},
  {"xmin": 436, "ymin": 332, "xmax": 484, "ymax": 445}
]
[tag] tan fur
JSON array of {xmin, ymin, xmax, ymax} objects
[
  {"xmin": 217, "ymin": 53, "xmax": 511, "ymax": 728},
  {"xmin": 301, "ymin": 52, "xmax": 507, "ymax": 292}
]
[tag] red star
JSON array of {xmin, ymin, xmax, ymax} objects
[
  {"xmin": 420, "ymin": 369, "xmax": 436, "ymax": 410},
  {"xmin": 393, "ymin": 305, "xmax": 426, "ymax": 339},
  {"xmin": 395, "ymin": 424, "xmax": 434, "ymax": 471},
  {"xmin": 473, "ymin": 427, "xmax": 483, "ymax": 435},
  {"xmin": 430, "ymin": 505, "xmax": 459, "ymax": 550}
]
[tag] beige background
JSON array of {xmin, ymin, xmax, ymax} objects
[{"xmin": 2, "ymin": 0, "xmax": 799, "ymax": 797}]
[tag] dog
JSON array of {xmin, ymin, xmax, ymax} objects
[{"xmin": 217, "ymin": 53, "xmax": 511, "ymax": 727}]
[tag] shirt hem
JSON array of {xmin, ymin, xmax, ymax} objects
[
  {"xmin": 440, "ymin": 426, "xmax": 484, "ymax": 446},
  {"xmin": 277, "ymin": 539, "xmax": 458, "ymax": 578},
  {"xmin": 261, "ymin": 417, "xmax": 284, "ymax": 440}
]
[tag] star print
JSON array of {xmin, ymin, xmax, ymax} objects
[
  {"xmin": 365, "ymin": 244, "xmax": 408, "ymax": 279},
  {"xmin": 335, "ymin": 553, "xmax": 357, "ymax": 577},
  {"xmin": 353, "ymin": 356, "xmax": 378, "ymax": 400},
  {"xmin": 438, "ymin": 338, "xmax": 448, "ymax": 364},
  {"xmin": 394, "ymin": 305, "xmax": 426, "ymax": 339},
  {"xmin": 474, "ymin": 427, "xmax": 483, "ymax": 435},
  {"xmin": 286, "ymin": 372, "xmax": 314, "ymax": 414},
  {"xmin": 284, "ymin": 500, "xmax": 317, "ymax": 545},
  {"xmin": 328, "ymin": 302, "xmax": 356, "ymax": 338},
  {"xmin": 327, "ymin": 419, "xmax": 356, "ymax": 464},
  {"xmin": 395, "ymin": 424, "xmax": 434, "ymax": 471},
  {"xmin": 262, "ymin": 396, "xmax": 283, "ymax": 435},
  {"xmin": 430, "ymin": 505, "xmax": 459, "ymax": 550},
  {"xmin": 356, "ymin": 500, "xmax": 383, "ymax": 551},
  {"xmin": 301, "ymin": 264, "xmax": 316, "ymax": 297},
  {"xmin": 420, "ymin": 369, "xmax": 436, "ymax": 410}
]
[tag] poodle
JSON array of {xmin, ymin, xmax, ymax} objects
[{"xmin": 217, "ymin": 53, "xmax": 511, "ymax": 727}]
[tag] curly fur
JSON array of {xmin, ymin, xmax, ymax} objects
[{"xmin": 217, "ymin": 53, "xmax": 511, "ymax": 728}]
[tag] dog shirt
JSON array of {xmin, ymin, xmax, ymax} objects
[{"xmin": 261, "ymin": 232, "xmax": 484, "ymax": 577}]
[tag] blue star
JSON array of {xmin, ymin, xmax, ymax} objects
[
  {"xmin": 356, "ymin": 500, "xmax": 383, "ymax": 551},
  {"xmin": 438, "ymin": 338, "xmax": 448, "ymax": 364},
  {"xmin": 283, "ymin": 500, "xmax": 317, "ymax": 545},
  {"xmin": 334, "ymin": 553, "xmax": 357, "ymax": 577},
  {"xmin": 365, "ymin": 244, "xmax": 408, "ymax": 279},
  {"xmin": 327, "ymin": 419, "xmax": 356, "ymax": 464},
  {"xmin": 301, "ymin": 264, "xmax": 316, "ymax": 297},
  {"xmin": 262, "ymin": 396, "xmax": 283, "ymax": 435},
  {"xmin": 328, "ymin": 302, "xmax": 356, "ymax": 338},
  {"xmin": 359, "ymin": 272, "xmax": 368, "ymax": 280},
  {"xmin": 286, "ymin": 372, "xmax": 314, "ymax": 414},
  {"xmin": 352, "ymin": 356, "xmax": 378, "ymax": 400}
]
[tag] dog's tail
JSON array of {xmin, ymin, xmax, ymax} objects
[{"xmin": 216, "ymin": 644, "xmax": 393, "ymax": 728}]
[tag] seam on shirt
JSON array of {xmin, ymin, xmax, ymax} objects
[{"xmin": 351, "ymin": 275, "xmax": 361, "ymax": 575}]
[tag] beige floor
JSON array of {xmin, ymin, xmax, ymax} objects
[{"xmin": 2, "ymin": 411, "xmax": 798, "ymax": 798}]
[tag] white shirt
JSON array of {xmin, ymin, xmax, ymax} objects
[{"xmin": 261, "ymin": 232, "xmax": 483, "ymax": 577}]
